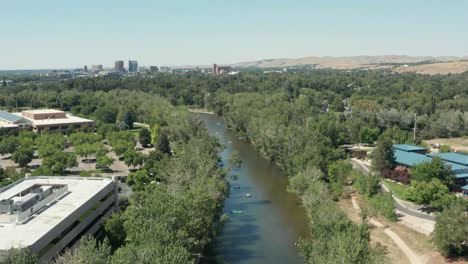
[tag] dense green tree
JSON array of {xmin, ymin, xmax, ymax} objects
[
  {"xmin": 358, "ymin": 126, "xmax": 380, "ymax": 144},
  {"xmin": 96, "ymin": 154, "xmax": 114, "ymax": 169},
  {"xmin": 0, "ymin": 136, "xmax": 18, "ymax": 157},
  {"xmin": 103, "ymin": 213, "xmax": 126, "ymax": 250},
  {"xmin": 138, "ymin": 128, "xmax": 151, "ymax": 147},
  {"xmin": 155, "ymin": 128, "xmax": 171, "ymax": 155},
  {"xmin": 11, "ymin": 147, "xmax": 34, "ymax": 167},
  {"xmin": 288, "ymin": 167, "xmax": 323, "ymax": 196},
  {"xmin": 371, "ymin": 136, "xmax": 395, "ymax": 174},
  {"xmin": 53, "ymin": 236, "xmax": 111, "ymax": 264},
  {"xmin": 0, "ymin": 248, "xmax": 37, "ymax": 264},
  {"xmin": 433, "ymin": 204, "xmax": 468, "ymax": 257},
  {"xmin": 410, "ymin": 157, "xmax": 455, "ymax": 188}
]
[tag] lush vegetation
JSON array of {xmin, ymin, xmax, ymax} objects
[{"xmin": 1, "ymin": 69, "xmax": 468, "ymax": 261}]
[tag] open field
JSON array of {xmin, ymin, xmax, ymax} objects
[
  {"xmin": 424, "ymin": 137, "xmax": 468, "ymax": 153},
  {"xmin": 395, "ymin": 61, "xmax": 468, "ymax": 75},
  {"xmin": 383, "ymin": 180, "xmax": 410, "ymax": 200}
]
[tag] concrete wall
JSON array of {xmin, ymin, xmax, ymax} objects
[
  {"xmin": 29, "ymin": 181, "xmax": 114, "ymax": 255},
  {"xmin": 38, "ymin": 193, "xmax": 116, "ymax": 264}
]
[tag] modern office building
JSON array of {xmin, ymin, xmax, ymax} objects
[
  {"xmin": 128, "ymin": 60, "xmax": 138, "ymax": 73},
  {"xmin": 0, "ymin": 176, "xmax": 118, "ymax": 263},
  {"xmin": 114, "ymin": 60, "xmax": 125, "ymax": 72},
  {"xmin": 213, "ymin": 64, "xmax": 232, "ymax": 74},
  {"xmin": 84, "ymin": 65, "xmax": 88, "ymax": 73},
  {"xmin": 0, "ymin": 109, "xmax": 94, "ymax": 133},
  {"xmin": 149, "ymin": 66, "xmax": 159, "ymax": 72},
  {"xmin": 91, "ymin": 65, "xmax": 103, "ymax": 72}
]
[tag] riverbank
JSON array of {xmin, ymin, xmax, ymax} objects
[
  {"xmin": 197, "ymin": 113, "xmax": 309, "ymax": 264},
  {"xmin": 189, "ymin": 108, "xmax": 216, "ymax": 114}
]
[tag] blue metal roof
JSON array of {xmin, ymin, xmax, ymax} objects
[
  {"xmin": 462, "ymin": 185, "xmax": 468, "ymax": 191},
  {"xmin": 393, "ymin": 144, "xmax": 427, "ymax": 152},
  {"xmin": 455, "ymin": 173, "xmax": 468, "ymax": 179},
  {"xmin": 0, "ymin": 111, "xmax": 22, "ymax": 123},
  {"xmin": 394, "ymin": 149, "xmax": 432, "ymax": 167},
  {"xmin": 427, "ymin": 152, "xmax": 468, "ymax": 166}
]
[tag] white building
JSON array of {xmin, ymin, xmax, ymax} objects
[
  {"xmin": 0, "ymin": 109, "xmax": 94, "ymax": 133},
  {"xmin": 0, "ymin": 176, "xmax": 118, "ymax": 263}
]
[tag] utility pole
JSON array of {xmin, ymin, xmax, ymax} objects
[{"xmin": 413, "ymin": 113, "xmax": 417, "ymax": 141}]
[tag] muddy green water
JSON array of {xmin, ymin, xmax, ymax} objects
[{"xmin": 198, "ymin": 113, "xmax": 309, "ymax": 264}]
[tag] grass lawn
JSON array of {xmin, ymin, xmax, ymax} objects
[
  {"xmin": 382, "ymin": 180, "xmax": 410, "ymax": 200},
  {"xmin": 128, "ymin": 126, "xmax": 142, "ymax": 137}
]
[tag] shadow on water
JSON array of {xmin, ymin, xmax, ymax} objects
[{"xmin": 197, "ymin": 113, "xmax": 309, "ymax": 264}]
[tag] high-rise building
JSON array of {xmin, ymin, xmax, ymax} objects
[
  {"xmin": 149, "ymin": 66, "xmax": 159, "ymax": 72},
  {"xmin": 91, "ymin": 65, "xmax": 103, "ymax": 72},
  {"xmin": 84, "ymin": 65, "xmax": 88, "ymax": 73},
  {"xmin": 128, "ymin": 60, "xmax": 138, "ymax": 73},
  {"xmin": 114, "ymin": 60, "xmax": 125, "ymax": 72},
  {"xmin": 213, "ymin": 64, "xmax": 218, "ymax": 74}
]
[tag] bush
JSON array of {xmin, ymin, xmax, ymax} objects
[
  {"xmin": 433, "ymin": 204, "xmax": 468, "ymax": 257},
  {"xmin": 438, "ymin": 145, "xmax": 451, "ymax": 153},
  {"xmin": 367, "ymin": 193, "xmax": 397, "ymax": 221},
  {"xmin": 354, "ymin": 173, "xmax": 380, "ymax": 197}
]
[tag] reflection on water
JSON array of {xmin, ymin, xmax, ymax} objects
[{"xmin": 198, "ymin": 113, "xmax": 309, "ymax": 264}]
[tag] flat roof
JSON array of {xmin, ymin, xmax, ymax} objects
[
  {"xmin": 22, "ymin": 109, "xmax": 65, "ymax": 114},
  {"xmin": 427, "ymin": 152, "xmax": 468, "ymax": 166},
  {"xmin": 0, "ymin": 111, "xmax": 22, "ymax": 124},
  {"xmin": 14, "ymin": 113, "xmax": 94, "ymax": 126},
  {"xmin": 393, "ymin": 144, "xmax": 427, "ymax": 152},
  {"xmin": 394, "ymin": 149, "xmax": 432, "ymax": 167},
  {"xmin": 0, "ymin": 177, "xmax": 113, "ymax": 251}
]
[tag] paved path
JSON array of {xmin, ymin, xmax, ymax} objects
[
  {"xmin": 351, "ymin": 158, "xmax": 436, "ymax": 228},
  {"xmin": 351, "ymin": 195, "xmax": 427, "ymax": 264}
]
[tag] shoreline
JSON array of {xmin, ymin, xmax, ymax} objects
[{"xmin": 189, "ymin": 108, "xmax": 216, "ymax": 115}]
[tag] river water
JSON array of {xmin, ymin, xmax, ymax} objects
[{"xmin": 197, "ymin": 113, "xmax": 309, "ymax": 264}]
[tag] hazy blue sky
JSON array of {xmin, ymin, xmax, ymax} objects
[{"xmin": 1, "ymin": 0, "xmax": 467, "ymax": 69}]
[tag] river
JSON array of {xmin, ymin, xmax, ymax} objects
[{"xmin": 197, "ymin": 113, "xmax": 309, "ymax": 264}]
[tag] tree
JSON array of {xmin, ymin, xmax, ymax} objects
[
  {"xmin": 358, "ymin": 126, "xmax": 380, "ymax": 145},
  {"xmin": 96, "ymin": 154, "xmax": 114, "ymax": 169},
  {"xmin": 288, "ymin": 167, "xmax": 323, "ymax": 196},
  {"xmin": 371, "ymin": 136, "xmax": 395, "ymax": 174},
  {"xmin": 75, "ymin": 142, "xmax": 103, "ymax": 162},
  {"xmin": 53, "ymin": 236, "xmax": 111, "ymax": 264},
  {"xmin": 354, "ymin": 173, "xmax": 380, "ymax": 197},
  {"xmin": 155, "ymin": 129, "xmax": 171, "ymax": 155},
  {"xmin": 0, "ymin": 136, "xmax": 18, "ymax": 157},
  {"xmin": 1, "ymin": 79, "xmax": 6, "ymax": 87},
  {"xmin": 433, "ymin": 204, "xmax": 468, "ymax": 257},
  {"xmin": 0, "ymin": 248, "xmax": 37, "ymax": 264},
  {"xmin": 111, "ymin": 140, "xmax": 134, "ymax": 157},
  {"xmin": 410, "ymin": 157, "xmax": 455, "ymax": 188},
  {"xmin": 150, "ymin": 123, "xmax": 160, "ymax": 146},
  {"xmin": 103, "ymin": 213, "xmax": 126, "ymax": 250},
  {"xmin": 11, "ymin": 147, "xmax": 34, "ymax": 167},
  {"xmin": 406, "ymin": 179, "xmax": 452, "ymax": 210},
  {"xmin": 138, "ymin": 128, "xmax": 151, "ymax": 147},
  {"xmin": 123, "ymin": 150, "xmax": 145, "ymax": 170},
  {"xmin": 439, "ymin": 145, "xmax": 451, "ymax": 153}
]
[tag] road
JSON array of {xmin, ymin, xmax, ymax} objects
[{"xmin": 351, "ymin": 158, "xmax": 436, "ymax": 232}]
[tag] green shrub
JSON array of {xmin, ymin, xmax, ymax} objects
[
  {"xmin": 367, "ymin": 193, "xmax": 397, "ymax": 221},
  {"xmin": 354, "ymin": 173, "xmax": 380, "ymax": 197}
]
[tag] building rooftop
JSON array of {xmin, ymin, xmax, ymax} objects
[
  {"xmin": 462, "ymin": 185, "xmax": 468, "ymax": 191},
  {"xmin": 393, "ymin": 144, "xmax": 427, "ymax": 152},
  {"xmin": 427, "ymin": 152, "xmax": 468, "ymax": 166},
  {"xmin": 14, "ymin": 112, "xmax": 93, "ymax": 126},
  {"xmin": 22, "ymin": 109, "xmax": 65, "ymax": 114},
  {"xmin": 0, "ymin": 177, "xmax": 113, "ymax": 251},
  {"xmin": 393, "ymin": 149, "xmax": 432, "ymax": 167},
  {"xmin": 0, "ymin": 111, "xmax": 22, "ymax": 123}
]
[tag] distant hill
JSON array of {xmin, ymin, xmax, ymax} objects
[{"xmin": 231, "ymin": 55, "xmax": 468, "ymax": 74}]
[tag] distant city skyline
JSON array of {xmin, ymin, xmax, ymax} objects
[{"xmin": 1, "ymin": 0, "xmax": 468, "ymax": 70}]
